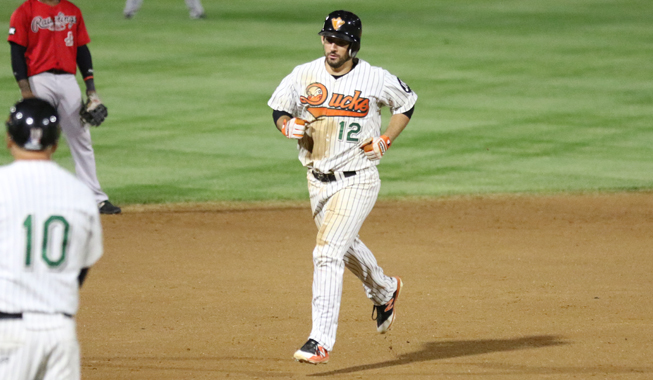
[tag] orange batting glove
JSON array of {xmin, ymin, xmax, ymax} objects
[
  {"xmin": 360, "ymin": 135, "xmax": 391, "ymax": 161},
  {"xmin": 281, "ymin": 118, "xmax": 307, "ymax": 139}
]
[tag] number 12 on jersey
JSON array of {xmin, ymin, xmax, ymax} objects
[
  {"xmin": 338, "ymin": 122, "xmax": 361, "ymax": 143},
  {"xmin": 23, "ymin": 214, "xmax": 70, "ymax": 268}
]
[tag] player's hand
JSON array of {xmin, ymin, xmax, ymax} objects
[
  {"xmin": 360, "ymin": 135, "xmax": 391, "ymax": 161},
  {"xmin": 80, "ymin": 92, "xmax": 108, "ymax": 127},
  {"xmin": 281, "ymin": 118, "xmax": 307, "ymax": 139}
]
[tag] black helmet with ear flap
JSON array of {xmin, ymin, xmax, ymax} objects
[
  {"xmin": 318, "ymin": 10, "xmax": 362, "ymax": 58},
  {"xmin": 6, "ymin": 98, "xmax": 60, "ymax": 151}
]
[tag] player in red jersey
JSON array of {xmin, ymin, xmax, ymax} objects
[{"xmin": 8, "ymin": 0, "xmax": 121, "ymax": 214}]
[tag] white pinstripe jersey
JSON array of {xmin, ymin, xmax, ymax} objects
[
  {"xmin": 268, "ymin": 57, "xmax": 418, "ymax": 173},
  {"xmin": 0, "ymin": 160, "xmax": 103, "ymax": 315}
]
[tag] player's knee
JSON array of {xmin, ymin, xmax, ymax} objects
[{"xmin": 312, "ymin": 246, "xmax": 346, "ymax": 266}]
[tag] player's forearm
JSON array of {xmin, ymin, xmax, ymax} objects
[
  {"xmin": 77, "ymin": 45, "xmax": 96, "ymax": 94},
  {"xmin": 10, "ymin": 42, "xmax": 28, "ymax": 81},
  {"xmin": 272, "ymin": 110, "xmax": 293, "ymax": 132},
  {"xmin": 78, "ymin": 268, "xmax": 90, "ymax": 288},
  {"xmin": 276, "ymin": 115, "xmax": 291, "ymax": 132},
  {"xmin": 17, "ymin": 79, "xmax": 34, "ymax": 99},
  {"xmin": 383, "ymin": 113, "xmax": 411, "ymax": 143},
  {"xmin": 10, "ymin": 42, "xmax": 33, "ymax": 98}
]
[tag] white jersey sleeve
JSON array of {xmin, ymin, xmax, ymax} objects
[
  {"xmin": 83, "ymin": 203, "xmax": 103, "ymax": 268},
  {"xmin": 268, "ymin": 71, "xmax": 301, "ymax": 115},
  {"xmin": 379, "ymin": 70, "xmax": 418, "ymax": 115}
]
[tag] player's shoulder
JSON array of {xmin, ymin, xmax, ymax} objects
[
  {"xmin": 13, "ymin": 161, "xmax": 93, "ymax": 196},
  {"xmin": 0, "ymin": 163, "xmax": 16, "ymax": 202},
  {"xmin": 0, "ymin": 160, "xmax": 27, "ymax": 178},
  {"xmin": 14, "ymin": 0, "xmax": 82, "ymax": 14},
  {"xmin": 51, "ymin": 162, "xmax": 98, "ymax": 208},
  {"xmin": 60, "ymin": 0, "xmax": 80, "ymax": 8},
  {"xmin": 12, "ymin": 0, "xmax": 33, "ymax": 13},
  {"xmin": 59, "ymin": 0, "xmax": 83, "ymax": 14},
  {"xmin": 353, "ymin": 58, "xmax": 373, "ymax": 69},
  {"xmin": 353, "ymin": 58, "xmax": 385, "ymax": 75},
  {"xmin": 0, "ymin": 162, "xmax": 12, "ymax": 177},
  {"xmin": 359, "ymin": 59, "xmax": 410, "ymax": 84},
  {"xmin": 52, "ymin": 162, "xmax": 94, "ymax": 194}
]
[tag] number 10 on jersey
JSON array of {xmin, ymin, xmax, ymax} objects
[{"xmin": 23, "ymin": 214, "xmax": 70, "ymax": 268}]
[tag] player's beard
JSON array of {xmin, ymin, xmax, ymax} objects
[{"xmin": 324, "ymin": 50, "xmax": 351, "ymax": 69}]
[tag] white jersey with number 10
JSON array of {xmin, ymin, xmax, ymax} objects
[{"xmin": 0, "ymin": 160, "xmax": 103, "ymax": 316}]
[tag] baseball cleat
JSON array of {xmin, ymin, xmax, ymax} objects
[
  {"xmin": 293, "ymin": 339, "xmax": 329, "ymax": 364},
  {"xmin": 373, "ymin": 277, "xmax": 403, "ymax": 333},
  {"xmin": 98, "ymin": 200, "xmax": 121, "ymax": 215}
]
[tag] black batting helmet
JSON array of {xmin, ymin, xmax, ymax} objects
[
  {"xmin": 318, "ymin": 10, "xmax": 362, "ymax": 57},
  {"xmin": 6, "ymin": 98, "xmax": 60, "ymax": 151}
]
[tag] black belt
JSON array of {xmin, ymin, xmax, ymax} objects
[
  {"xmin": 0, "ymin": 312, "xmax": 22, "ymax": 319},
  {"xmin": 45, "ymin": 69, "xmax": 69, "ymax": 75},
  {"xmin": 312, "ymin": 170, "xmax": 356, "ymax": 183},
  {"xmin": 0, "ymin": 311, "xmax": 73, "ymax": 319}
]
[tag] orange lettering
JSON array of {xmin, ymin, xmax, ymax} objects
[
  {"xmin": 328, "ymin": 94, "xmax": 343, "ymax": 108},
  {"xmin": 312, "ymin": 90, "xmax": 370, "ymax": 118},
  {"xmin": 343, "ymin": 96, "xmax": 354, "ymax": 109}
]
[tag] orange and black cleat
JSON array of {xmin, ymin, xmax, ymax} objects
[
  {"xmin": 372, "ymin": 277, "xmax": 403, "ymax": 333},
  {"xmin": 293, "ymin": 339, "xmax": 329, "ymax": 364}
]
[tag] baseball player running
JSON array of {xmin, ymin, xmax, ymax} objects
[
  {"xmin": 0, "ymin": 98, "xmax": 104, "ymax": 379},
  {"xmin": 8, "ymin": 0, "xmax": 121, "ymax": 215},
  {"xmin": 124, "ymin": 0, "xmax": 206, "ymax": 19},
  {"xmin": 268, "ymin": 10, "xmax": 417, "ymax": 364}
]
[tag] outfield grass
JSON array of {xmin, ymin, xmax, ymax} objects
[{"xmin": 1, "ymin": 0, "xmax": 651, "ymax": 204}]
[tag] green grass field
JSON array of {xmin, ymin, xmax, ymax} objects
[{"xmin": 1, "ymin": 0, "xmax": 651, "ymax": 204}]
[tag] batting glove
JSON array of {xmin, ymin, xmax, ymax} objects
[
  {"xmin": 281, "ymin": 118, "xmax": 307, "ymax": 139},
  {"xmin": 360, "ymin": 135, "xmax": 391, "ymax": 161}
]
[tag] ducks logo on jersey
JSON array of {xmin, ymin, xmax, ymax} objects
[{"xmin": 300, "ymin": 82, "xmax": 369, "ymax": 118}]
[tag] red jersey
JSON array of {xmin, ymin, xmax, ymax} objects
[{"xmin": 8, "ymin": 0, "xmax": 90, "ymax": 76}]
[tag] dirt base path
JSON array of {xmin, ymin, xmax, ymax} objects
[{"xmin": 78, "ymin": 193, "xmax": 653, "ymax": 379}]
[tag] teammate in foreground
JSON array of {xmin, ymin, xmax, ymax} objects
[
  {"xmin": 124, "ymin": 0, "xmax": 206, "ymax": 19},
  {"xmin": 268, "ymin": 10, "xmax": 417, "ymax": 364},
  {"xmin": 8, "ymin": 0, "xmax": 121, "ymax": 215},
  {"xmin": 0, "ymin": 98, "xmax": 104, "ymax": 379}
]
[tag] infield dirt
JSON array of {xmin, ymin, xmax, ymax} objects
[{"xmin": 78, "ymin": 193, "xmax": 652, "ymax": 379}]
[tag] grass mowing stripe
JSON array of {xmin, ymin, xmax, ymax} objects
[{"xmin": 0, "ymin": 0, "xmax": 651, "ymax": 204}]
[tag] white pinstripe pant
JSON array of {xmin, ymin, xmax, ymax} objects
[
  {"xmin": 0, "ymin": 315, "xmax": 80, "ymax": 380},
  {"xmin": 307, "ymin": 167, "xmax": 398, "ymax": 351}
]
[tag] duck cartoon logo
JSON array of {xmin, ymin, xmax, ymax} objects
[
  {"xmin": 300, "ymin": 83, "xmax": 328, "ymax": 106},
  {"xmin": 332, "ymin": 17, "xmax": 345, "ymax": 31},
  {"xmin": 300, "ymin": 82, "xmax": 369, "ymax": 118}
]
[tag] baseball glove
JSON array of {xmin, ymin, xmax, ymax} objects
[{"xmin": 80, "ymin": 92, "xmax": 108, "ymax": 127}]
